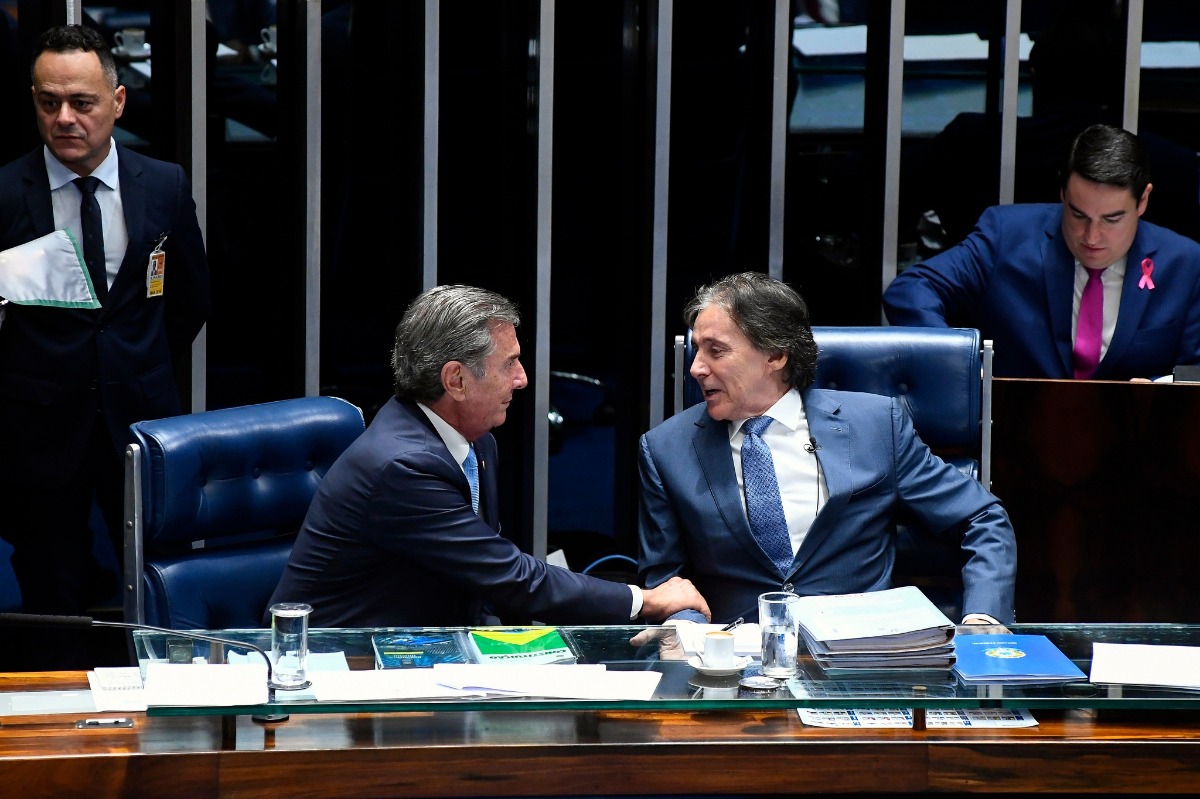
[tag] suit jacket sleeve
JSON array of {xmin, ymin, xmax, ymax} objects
[
  {"xmin": 163, "ymin": 164, "xmax": 211, "ymax": 358},
  {"xmin": 363, "ymin": 445, "xmax": 634, "ymax": 624},
  {"xmin": 889, "ymin": 399, "xmax": 1017, "ymax": 623},
  {"xmin": 883, "ymin": 205, "xmax": 1005, "ymax": 328},
  {"xmin": 637, "ymin": 431, "xmax": 690, "ymax": 589}
]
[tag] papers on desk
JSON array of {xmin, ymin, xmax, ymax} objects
[
  {"xmin": 310, "ymin": 664, "xmax": 661, "ymax": 702},
  {"xmin": 89, "ymin": 666, "xmax": 148, "ymax": 712},
  {"xmin": 142, "ymin": 662, "xmax": 269, "ymax": 707},
  {"xmin": 436, "ymin": 664, "xmax": 660, "ymax": 700},
  {"xmin": 1090, "ymin": 642, "xmax": 1200, "ymax": 690},
  {"xmin": 799, "ymin": 707, "xmax": 1037, "ymax": 728},
  {"xmin": 796, "ymin": 586, "xmax": 957, "ymax": 673}
]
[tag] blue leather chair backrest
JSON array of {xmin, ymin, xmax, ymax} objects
[
  {"xmin": 124, "ymin": 396, "xmax": 365, "ymax": 629},
  {"xmin": 809, "ymin": 326, "xmax": 983, "ymax": 478}
]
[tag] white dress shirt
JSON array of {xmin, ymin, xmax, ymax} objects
[
  {"xmin": 46, "ymin": 139, "xmax": 128, "ymax": 291},
  {"xmin": 729, "ymin": 388, "xmax": 827, "ymax": 557}
]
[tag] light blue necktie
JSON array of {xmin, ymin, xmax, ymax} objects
[
  {"xmin": 463, "ymin": 444, "xmax": 480, "ymax": 515},
  {"xmin": 741, "ymin": 416, "xmax": 793, "ymax": 575}
]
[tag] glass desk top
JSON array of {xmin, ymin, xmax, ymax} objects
[{"xmin": 131, "ymin": 623, "xmax": 1200, "ymax": 717}]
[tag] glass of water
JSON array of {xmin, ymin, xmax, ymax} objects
[
  {"xmin": 269, "ymin": 602, "xmax": 312, "ymax": 690},
  {"xmin": 758, "ymin": 591, "xmax": 800, "ymax": 678}
]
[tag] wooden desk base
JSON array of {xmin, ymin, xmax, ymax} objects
[{"xmin": 4, "ymin": 674, "xmax": 1200, "ymax": 797}]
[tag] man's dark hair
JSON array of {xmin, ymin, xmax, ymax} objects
[
  {"xmin": 391, "ymin": 284, "xmax": 520, "ymax": 403},
  {"xmin": 683, "ymin": 272, "xmax": 819, "ymax": 391},
  {"xmin": 1061, "ymin": 123, "xmax": 1151, "ymax": 200},
  {"xmin": 32, "ymin": 25, "xmax": 118, "ymax": 89}
]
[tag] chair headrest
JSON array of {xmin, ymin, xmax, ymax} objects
[
  {"xmin": 131, "ymin": 396, "xmax": 365, "ymax": 547},
  {"xmin": 811, "ymin": 326, "xmax": 982, "ymax": 449}
]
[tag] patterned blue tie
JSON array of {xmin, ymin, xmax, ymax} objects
[
  {"xmin": 741, "ymin": 416, "xmax": 793, "ymax": 575},
  {"xmin": 463, "ymin": 445, "xmax": 480, "ymax": 515}
]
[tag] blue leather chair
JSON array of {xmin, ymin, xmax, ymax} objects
[
  {"xmin": 122, "ymin": 396, "xmax": 365, "ymax": 630},
  {"xmin": 673, "ymin": 326, "xmax": 995, "ymax": 619}
]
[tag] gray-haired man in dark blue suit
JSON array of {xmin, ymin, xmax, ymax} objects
[{"xmin": 269, "ymin": 284, "xmax": 710, "ymax": 628}]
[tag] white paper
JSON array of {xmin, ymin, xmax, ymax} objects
[
  {"xmin": 88, "ymin": 666, "xmax": 147, "ymax": 712},
  {"xmin": 1090, "ymin": 642, "xmax": 1200, "ymax": 689},
  {"xmin": 1, "ymin": 690, "xmax": 97, "ymax": 715},
  {"xmin": 674, "ymin": 622, "xmax": 762, "ymax": 657},
  {"xmin": 309, "ymin": 669, "xmax": 486, "ymax": 702},
  {"xmin": 142, "ymin": 662, "xmax": 269, "ymax": 707},
  {"xmin": 0, "ymin": 230, "xmax": 101, "ymax": 308},
  {"xmin": 798, "ymin": 707, "xmax": 1037, "ymax": 728},
  {"xmin": 227, "ymin": 649, "xmax": 350, "ymax": 673},
  {"xmin": 432, "ymin": 663, "xmax": 662, "ymax": 701}
]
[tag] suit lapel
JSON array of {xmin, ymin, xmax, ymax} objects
[
  {"xmin": 791, "ymin": 391, "xmax": 850, "ymax": 571},
  {"xmin": 1099, "ymin": 227, "xmax": 1156, "ymax": 377},
  {"xmin": 476, "ymin": 433, "xmax": 501, "ymax": 531},
  {"xmin": 1044, "ymin": 224, "xmax": 1077, "ymax": 376},
  {"xmin": 21, "ymin": 153, "xmax": 54, "ymax": 236},
  {"xmin": 106, "ymin": 146, "xmax": 146, "ymax": 313},
  {"xmin": 690, "ymin": 412, "xmax": 783, "ymax": 576}
]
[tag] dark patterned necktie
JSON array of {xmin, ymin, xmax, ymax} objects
[
  {"xmin": 73, "ymin": 176, "xmax": 108, "ymax": 302},
  {"xmin": 741, "ymin": 416, "xmax": 793, "ymax": 574}
]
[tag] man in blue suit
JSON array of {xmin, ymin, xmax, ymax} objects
[
  {"xmin": 884, "ymin": 124, "xmax": 1200, "ymax": 380},
  {"xmin": 0, "ymin": 25, "xmax": 209, "ymax": 670},
  {"xmin": 639, "ymin": 273, "xmax": 1015, "ymax": 625},
  {"xmin": 269, "ymin": 284, "xmax": 710, "ymax": 628}
]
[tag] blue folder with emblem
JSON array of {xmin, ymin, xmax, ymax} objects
[{"xmin": 952, "ymin": 634, "xmax": 1087, "ymax": 684}]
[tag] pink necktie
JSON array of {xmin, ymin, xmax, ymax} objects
[{"xmin": 1072, "ymin": 266, "xmax": 1106, "ymax": 380}]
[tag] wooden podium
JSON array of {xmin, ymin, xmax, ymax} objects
[{"xmin": 991, "ymin": 378, "xmax": 1200, "ymax": 623}]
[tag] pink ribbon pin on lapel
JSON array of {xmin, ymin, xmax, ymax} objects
[{"xmin": 1139, "ymin": 258, "xmax": 1155, "ymax": 290}]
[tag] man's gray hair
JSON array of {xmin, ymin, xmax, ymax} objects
[{"xmin": 391, "ymin": 285, "xmax": 520, "ymax": 403}]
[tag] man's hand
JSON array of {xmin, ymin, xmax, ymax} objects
[
  {"xmin": 628, "ymin": 621, "xmax": 689, "ymax": 660},
  {"xmin": 639, "ymin": 577, "xmax": 711, "ymax": 622}
]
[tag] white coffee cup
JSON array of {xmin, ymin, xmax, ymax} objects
[
  {"xmin": 114, "ymin": 28, "xmax": 146, "ymax": 54},
  {"xmin": 702, "ymin": 630, "xmax": 735, "ymax": 669},
  {"xmin": 261, "ymin": 24, "xmax": 277, "ymax": 51}
]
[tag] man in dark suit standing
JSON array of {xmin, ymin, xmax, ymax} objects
[
  {"xmin": 268, "ymin": 284, "xmax": 710, "ymax": 628},
  {"xmin": 0, "ymin": 25, "xmax": 210, "ymax": 670}
]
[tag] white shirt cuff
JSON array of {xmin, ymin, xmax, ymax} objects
[
  {"xmin": 961, "ymin": 613, "xmax": 1000, "ymax": 625},
  {"xmin": 629, "ymin": 584, "xmax": 643, "ymax": 620}
]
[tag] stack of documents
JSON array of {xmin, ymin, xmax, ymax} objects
[
  {"xmin": 795, "ymin": 586, "xmax": 957, "ymax": 674},
  {"xmin": 952, "ymin": 634, "xmax": 1086, "ymax": 685}
]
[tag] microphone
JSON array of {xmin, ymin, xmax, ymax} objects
[
  {"xmin": 0, "ymin": 612, "xmax": 286, "ymax": 715},
  {"xmin": 804, "ymin": 437, "xmax": 820, "ymax": 453}
]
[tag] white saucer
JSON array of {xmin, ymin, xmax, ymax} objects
[{"xmin": 688, "ymin": 655, "xmax": 751, "ymax": 677}]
